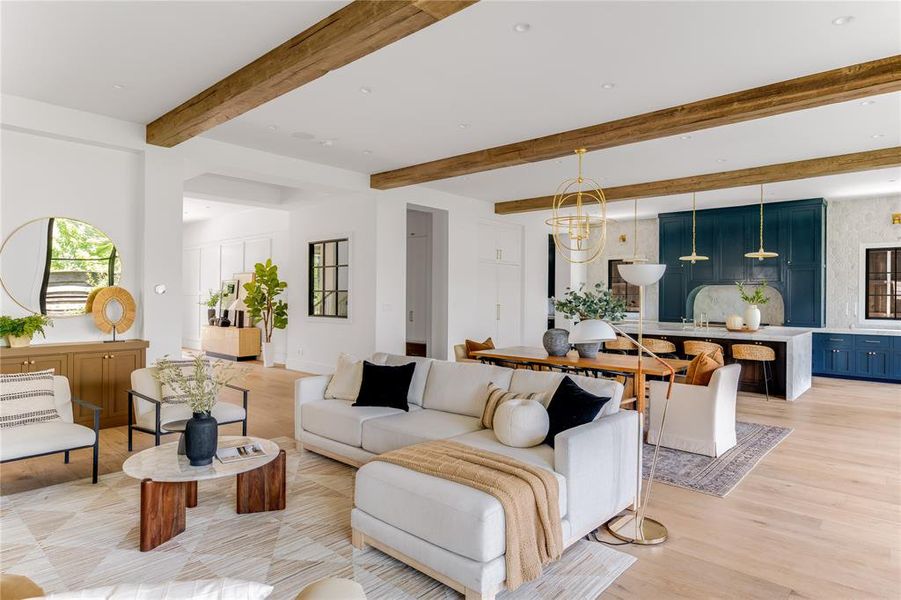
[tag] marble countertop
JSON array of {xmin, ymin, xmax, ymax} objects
[
  {"xmin": 123, "ymin": 436, "xmax": 279, "ymax": 482},
  {"xmin": 615, "ymin": 321, "xmax": 813, "ymax": 342}
]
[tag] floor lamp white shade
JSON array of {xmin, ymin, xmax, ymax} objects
[
  {"xmin": 569, "ymin": 319, "xmax": 617, "ymax": 344},
  {"xmin": 617, "ymin": 263, "xmax": 666, "ymax": 286}
]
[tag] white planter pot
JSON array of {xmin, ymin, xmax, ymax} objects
[
  {"xmin": 262, "ymin": 342, "xmax": 275, "ymax": 368},
  {"xmin": 7, "ymin": 334, "xmax": 32, "ymax": 348},
  {"xmin": 743, "ymin": 305, "xmax": 761, "ymax": 331}
]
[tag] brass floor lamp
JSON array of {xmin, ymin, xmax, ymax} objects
[{"xmin": 569, "ymin": 262, "xmax": 674, "ymax": 545}]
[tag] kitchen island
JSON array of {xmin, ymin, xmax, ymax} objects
[{"xmin": 616, "ymin": 321, "xmax": 813, "ymax": 400}]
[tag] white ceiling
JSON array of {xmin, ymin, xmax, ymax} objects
[
  {"xmin": 3, "ymin": 1, "xmax": 900, "ymax": 215},
  {"xmin": 183, "ymin": 196, "xmax": 274, "ymax": 223}
]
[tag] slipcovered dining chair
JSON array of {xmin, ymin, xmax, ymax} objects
[
  {"xmin": 453, "ymin": 344, "xmax": 480, "ymax": 363},
  {"xmin": 646, "ymin": 363, "xmax": 741, "ymax": 457},
  {"xmin": 127, "ymin": 366, "xmax": 249, "ymax": 450}
]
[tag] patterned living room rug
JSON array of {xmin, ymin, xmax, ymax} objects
[
  {"xmin": 1, "ymin": 437, "xmax": 634, "ymax": 599},
  {"xmin": 642, "ymin": 421, "xmax": 792, "ymax": 497}
]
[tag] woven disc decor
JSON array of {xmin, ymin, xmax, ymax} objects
[{"xmin": 91, "ymin": 286, "xmax": 136, "ymax": 334}]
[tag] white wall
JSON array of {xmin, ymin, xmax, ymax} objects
[
  {"xmin": 182, "ymin": 206, "xmax": 291, "ymax": 361},
  {"xmin": 825, "ymin": 194, "xmax": 901, "ymax": 328}
]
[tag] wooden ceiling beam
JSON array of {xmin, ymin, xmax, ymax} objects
[
  {"xmin": 371, "ymin": 55, "xmax": 901, "ymax": 189},
  {"xmin": 493, "ymin": 147, "xmax": 901, "ymax": 214},
  {"xmin": 146, "ymin": 0, "xmax": 478, "ymax": 147}
]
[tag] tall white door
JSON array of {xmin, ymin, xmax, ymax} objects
[
  {"xmin": 406, "ymin": 235, "xmax": 429, "ymax": 344},
  {"xmin": 476, "ymin": 262, "xmax": 499, "ymax": 340},
  {"xmin": 496, "ymin": 263, "xmax": 522, "ymax": 347}
]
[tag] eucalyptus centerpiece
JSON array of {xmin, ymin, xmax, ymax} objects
[
  {"xmin": 735, "ymin": 280, "xmax": 770, "ymax": 331},
  {"xmin": 154, "ymin": 355, "xmax": 247, "ymax": 466},
  {"xmin": 0, "ymin": 315, "xmax": 53, "ymax": 348},
  {"xmin": 553, "ymin": 283, "xmax": 626, "ymax": 358}
]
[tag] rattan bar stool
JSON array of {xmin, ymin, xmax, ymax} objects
[
  {"xmin": 604, "ymin": 336, "xmax": 636, "ymax": 354},
  {"xmin": 683, "ymin": 340, "xmax": 724, "ymax": 358},
  {"xmin": 731, "ymin": 344, "xmax": 776, "ymax": 401},
  {"xmin": 642, "ymin": 338, "xmax": 678, "ymax": 358}
]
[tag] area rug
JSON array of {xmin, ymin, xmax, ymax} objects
[
  {"xmin": 1, "ymin": 437, "xmax": 634, "ymax": 599},
  {"xmin": 642, "ymin": 421, "xmax": 791, "ymax": 497}
]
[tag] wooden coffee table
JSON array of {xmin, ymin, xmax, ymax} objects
[{"xmin": 123, "ymin": 436, "xmax": 285, "ymax": 551}]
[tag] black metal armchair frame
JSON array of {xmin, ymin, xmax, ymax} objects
[
  {"xmin": 0, "ymin": 397, "xmax": 101, "ymax": 484},
  {"xmin": 127, "ymin": 384, "xmax": 249, "ymax": 451}
]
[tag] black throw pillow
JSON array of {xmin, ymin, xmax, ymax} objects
[
  {"xmin": 543, "ymin": 376, "xmax": 612, "ymax": 447},
  {"xmin": 353, "ymin": 360, "xmax": 415, "ymax": 412}
]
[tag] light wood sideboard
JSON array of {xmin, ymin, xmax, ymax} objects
[
  {"xmin": 0, "ymin": 339, "xmax": 149, "ymax": 429},
  {"xmin": 201, "ymin": 326, "xmax": 261, "ymax": 361}
]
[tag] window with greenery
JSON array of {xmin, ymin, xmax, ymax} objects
[
  {"xmin": 865, "ymin": 247, "xmax": 900, "ymax": 320},
  {"xmin": 608, "ymin": 259, "xmax": 640, "ymax": 312},
  {"xmin": 309, "ymin": 239, "xmax": 348, "ymax": 318}
]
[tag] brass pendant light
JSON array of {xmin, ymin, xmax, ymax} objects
[
  {"xmin": 679, "ymin": 192, "xmax": 709, "ymax": 264},
  {"xmin": 545, "ymin": 149, "xmax": 607, "ymax": 264},
  {"xmin": 622, "ymin": 198, "xmax": 648, "ymax": 263},
  {"xmin": 744, "ymin": 184, "xmax": 779, "ymax": 260}
]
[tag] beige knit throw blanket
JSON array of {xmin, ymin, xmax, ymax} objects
[{"xmin": 371, "ymin": 439, "xmax": 563, "ymax": 590}]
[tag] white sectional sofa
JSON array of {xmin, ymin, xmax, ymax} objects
[{"xmin": 294, "ymin": 353, "xmax": 639, "ymax": 600}]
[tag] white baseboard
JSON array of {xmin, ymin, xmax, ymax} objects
[{"xmin": 287, "ymin": 358, "xmax": 334, "ymax": 374}]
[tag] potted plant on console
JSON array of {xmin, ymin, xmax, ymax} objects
[
  {"xmin": 736, "ymin": 280, "xmax": 770, "ymax": 331},
  {"xmin": 553, "ymin": 283, "xmax": 626, "ymax": 358},
  {"xmin": 154, "ymin": 355, "xmax": 246, "ymax": 466},
  {"xmin": 199, "ymin": 288, "xmax": 224, "ymax": 325},
  {"xmin": 0, "ymin": 315, "xmax": 53, "ymax": 348},
  {"xmin": 242, "ymin": 259, "xmax": 288, "ymax": 368}
]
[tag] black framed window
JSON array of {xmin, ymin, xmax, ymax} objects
[
  {"xmin": 865, "ymin": 247, "xmax": 900, "ymax": 320},
  {"xmin": 309, "ymin": 239, "xmax": 348, "ymax": 318},
  {"xmin": 608, "ymin": 259, "xmax": 640, "ymax": 312}
]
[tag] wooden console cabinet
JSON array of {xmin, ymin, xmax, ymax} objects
[
  {"xmin": 201, "ymin": 326, "xmax": 261, "ymax": 361},
  {"xmin": 0, "ymin": 339, "xmax": 148, "ymax": 429}
]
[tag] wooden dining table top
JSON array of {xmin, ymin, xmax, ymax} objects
[{"xmin": 471, "ymin": 346, "xmax": 692, "ymax": 376}]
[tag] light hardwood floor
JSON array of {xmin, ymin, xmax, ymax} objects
[{"xmin": 2, "ymin": 367, "xmax": 899, "ymax": 598}]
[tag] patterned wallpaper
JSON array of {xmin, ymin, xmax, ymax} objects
[{"xmin": 825, "ymin": 195, "xmax": 901, "ymax": 328}]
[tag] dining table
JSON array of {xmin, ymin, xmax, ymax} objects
[{"xmin": 470, "ymin": 346, "xmax": 692, "ymax": 414}]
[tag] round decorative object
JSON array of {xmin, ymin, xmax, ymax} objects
[
  {"xmin": 185, "ymin": 412, "xmax": 219, "ymax": 466},
  {"xmin": 91, "ymin": 286, "xmax": 136, "ymax": 334},
  {"xmin": 542, "ymin": 328, "xmax": 570, "ymax": 356},
  {"xmin": 493, "ymin": 399, "xmax": 549, "ymax": 448},
  {"xmin": 574, "ymin": 342, "xmax": 600, "ymax": 359},
  {"xmin": 743, "ymin": 304, "xmax": 761, "ymax": 331},
  {"xmin": 725, "ymin": 314, "xmax": 744, "ymax": 331},
  {"xmin": 544, "ymin": 149, "xmax": 607, "ymax": 265}
]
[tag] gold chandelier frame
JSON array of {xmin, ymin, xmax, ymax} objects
[{"xmin": 545, "ymin": 148, "xmax": 607, "ymax": 264}]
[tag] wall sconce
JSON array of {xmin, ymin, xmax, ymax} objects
[{"xmin": 892, "ymin": 213, "xmax": 901, "ymax": 225}]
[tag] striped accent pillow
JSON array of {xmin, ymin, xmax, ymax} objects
[
  {"xmin": 0, "ymin": 369, "xmax": 61, "ymax": 429},
  {"xmin": 158, "ymin": 359, "xmax": 211, "ymax": 405},
  {"xmin": 481, "ymin": 383, "xmax": 549, "ymax": 429}
]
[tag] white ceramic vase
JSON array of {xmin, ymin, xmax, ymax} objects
[
  {"xmin": 743, "ymin": 304, "xmax": 761, "ymax": 331},
  {"xmin": 262, "ymin": 342, "xmax": 275, "ymax": 368}
]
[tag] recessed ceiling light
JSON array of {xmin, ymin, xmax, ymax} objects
[
  {"xmin": 362, "ymin": 150, "xmax": 372, "ymax": 155},
  {"xmin": 266, "ymin": 125, "xmax": 278, "ymax": 132},
  {"xmin": 679, "ymin": 135, "xmax": 692, "ymax": 140},
  {"xmin": 319, "ymin": 139, "xmax": 335, "ymax": 146},
  {"xmin": 716, "ymin": 158, "xmax": 727, "ymax": 163},
  {"xmin": 601, "ymin": 82, "xmax": 616, "ymax": 89},
  {"xmin": 889, "ymin": 179, "xmax": 897, "ymax": 183},
  {"xmin": 832, "ymin": 15, "xmax": 854, "ymax": 25},
  {"xmin": 872, "ymin": 133, "xmax": 885, "ymax": 139},
  {"xmin": 204, "ymin": 205, "xmax": 211, "ymax": 209},
  {"xmin": 112, "ymin": 83, "xmax": 126, "ymax": 90},
  {"xmin": 291, "ymin": 131, "xmax": 314, "ymax": 140},
  {"xmin": 359, "ymin": 86, "xmax": 372, "ymax": 94},
  {"xmin": 513, "ymin": 23, "xmax": 530, "ymax": 33},
  {"xmin": 860, "ymin": 100, "xmax": 876, "ymax": 106},
  {"xmin": 458, "ymin": 123, "xmax": 470, "ymax": 129}
]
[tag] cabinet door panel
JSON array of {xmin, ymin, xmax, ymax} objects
[
  {"xmin": 106, "ymin": 351, "xmax": 139, "ymax": 426},
  {"xmin": 787, "ymin": 206, "xmax": 820, "ymax": 266},
  {"xmin": 72, "ymin": 352, "xmax": 107, "ymax": 427},
  {"xmin": 29, "ymin": 353, "xmax": 69, "ymax": 378},
  {"xmin": 496, "ymin": 264, "xmax": 522, "ymax": 347},
  {"xmin": 747, "ymin": 207, "xmax": 781, "ymax": 283},
  {"xmin": 892, "ymin": 353, "xmax": 901, "ymax": 379},
  {"xmin": 688, "ymin": 217, "xmax": 715, "ymax": 283},
  {"xmin": 785, "ymin": 266, "xmax": 819, "ymax": 326},
  {"xmin": 495, "ymin": 226, "xmax": 522, "ymax": 265},
  {"xmin": 659, "ymin": 217, "xmax": 689, "ymax": 265},
  {"xmin": 0, "ymin": 357, "xmax": 28, "ymax": 374},
  {"xmin": 476, "ymin": 262, "xmax": 499, "ymax": 340},
  {"xmin": 826, "ymin": 349, "xmax": 854, "ymax": 375},
  {"xmin": 659, "ymin": 270, "xmax": 686, "ymax": 322},
  {"xmin": 856, "ymin": 350, "xmax": 889, "ymax": 378},
  {"xmin": 406, "ymin": 236, "xmax": 429, "ymax": 344},
  {"xmin": 477, "ymin": 223, "xmax": 498, "ymax": 263},
  {"xmin": 717, "ymin": 212, "xmax": 747, "ymax": 281}
]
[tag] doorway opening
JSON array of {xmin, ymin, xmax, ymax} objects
[{"xmin": 405, "ymin": 206, "xmax": 448, "ymax": 359}]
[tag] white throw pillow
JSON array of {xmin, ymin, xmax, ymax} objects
[
  {"xmin": 0, "ymin": 369, "xmax": 61, "ymax": 429},
  {"xmin": 41, "ymin": 578, "xmax": 273, "ymax": 599},
  {"xmin": 493, "ymin": 399, "xmax": 550, "ymax": 448},
  {"xmin": 324, "ymin": 353, "xmax": 363, "ymax": 401}
]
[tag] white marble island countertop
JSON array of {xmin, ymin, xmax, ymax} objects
[{"xmin": 615, "ymin": 321, "xmax": 814, "ymax": 342}]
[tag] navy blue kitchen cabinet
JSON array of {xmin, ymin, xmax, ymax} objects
[
  {"xmin": 813, "ymin": 333, "xmax": 901, "ymax": 382},
  {"xmin": 658, "ymin": 198, "xmax": 825, "ymax": 327}
]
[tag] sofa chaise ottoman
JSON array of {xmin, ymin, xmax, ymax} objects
[{"xmin": 294, "ymin": 353, "xmax": 639, "ymax": 599}]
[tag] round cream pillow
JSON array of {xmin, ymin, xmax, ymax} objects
[{"xmin": 493, "ymin": 399, "xmax": 550, "ymax": 448}]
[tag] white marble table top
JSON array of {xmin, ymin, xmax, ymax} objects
[{"xmin": 123, "ymin": 436, "xmax": 279, "ymax": 483}]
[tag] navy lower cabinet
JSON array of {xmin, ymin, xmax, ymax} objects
[
  {"xmin": 813, "ymin": 333, "xmax": 901, "ymax": 382},
  {"xmin": 658, "ymin": 198, "xmax": 825, "ymax": 327}
]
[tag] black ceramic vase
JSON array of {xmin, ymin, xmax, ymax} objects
[{"xmin": 185, "ymin": 411, "xmax": 218, "ymax": 466}]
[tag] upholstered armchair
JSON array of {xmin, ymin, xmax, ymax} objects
[
  {"xmin": 127, "ymin": 366, "xmax": 249, "ymax": 450},
  {"xmin": 453, "ymin": 344, "xmax": 480, "ymax": 363},
  {"xmin": 646, "ymin": 363, "xmax": 741, "ymax": 457},
  {"xmin": 0, "ymin": 375, "xmax": 101, "ymax": 483}
]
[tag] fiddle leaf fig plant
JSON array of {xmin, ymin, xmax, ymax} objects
[
  {"xmin": 242, "ymin": 259, "xmax": 288, "ymax": 344},
  {"xmin": 553, "ymin": 283, "xmax": 626, "ymax": 322}
]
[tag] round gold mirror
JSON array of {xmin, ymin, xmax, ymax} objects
[
  {"xmin": 92, "ymin": 286, "xmax": 136, "ymax": 335},
  {"xmin": 0, "ymin": 217, "xmax": 122, "ymax": 317}
]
